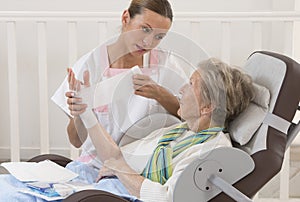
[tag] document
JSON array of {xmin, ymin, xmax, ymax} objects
[
  {"xmin": 1, "ymin": 160, "xmax": 78, "ymax": 182},
  {"xmin": 18, "ymin": 188, "xmax": 65, "ymax": 201},
  {"xmin": 93, "ymin": 65, "xmax": 142, "ymax": 108},
  {"xmin": 18, "ymin": 181, "xmax": 94, "ymax": 201}
]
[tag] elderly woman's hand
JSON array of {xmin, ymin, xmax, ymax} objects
[
  {"xmin": 95, "ymin": 156, "xmax": 144, "ymax": 197},
  {"xmin": 66, "ymin": 68, "xmax": 90, "ymax": 116},
  {"xmin": 65, "ymin": 91, "xmax": 87, "ymax": 116},
  {"xmin": 96, "ymin": 156, "xmax": 136, "ymax": 182},
  {"xmin": 67, "ymin": 68, "xmax": 83, "ymax": 92},
  {"xmin": 96, "ymin": 157, "xmax": 131, "ymax": 182},
  {"xmin": 95, "ymin": 162, "xmax": 115, "ymax": 182}
]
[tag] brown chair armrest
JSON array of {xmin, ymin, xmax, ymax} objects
[
  {"xmin": 27, "ymin": 154, "xmax": 72, "ymax": 167},
  {"xmin": 63, "ymin": 190, "xmax": 130, "ymax": 202}
]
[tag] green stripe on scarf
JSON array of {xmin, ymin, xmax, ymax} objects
[{"xmin": 142, "ymin": 123, "xmax": 223, "ymax": 185}]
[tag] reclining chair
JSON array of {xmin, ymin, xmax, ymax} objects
[{"xmin": 21, "ymin": 51, "xmax": 300, "ymax": 201}]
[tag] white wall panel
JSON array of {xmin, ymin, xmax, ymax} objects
[{"xmin": 0, "ymin": 22, "xmax": 10, "ymax": 160}]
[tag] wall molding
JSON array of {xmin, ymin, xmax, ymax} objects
[
  {"xmin": 0, "ymin": 11, "xmax": 300, "ymax": 21},
  {"xmin": 0, "ymin": 147, "xmax": 74, "ymax": 161}
]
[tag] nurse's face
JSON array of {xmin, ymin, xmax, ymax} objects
[{"xmin": 121, "ymin": 9, "xmax": 171, "ymax": 56}]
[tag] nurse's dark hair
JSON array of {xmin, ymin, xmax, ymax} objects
[{"xmin": 128, "ymin": 0, "xmax": 173, "ymax": 22}]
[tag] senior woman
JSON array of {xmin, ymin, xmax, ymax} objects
[
  {"xmin": 72, "ymin": 57, "xmax": 255, "ymax": 201},
  {"xmin": 0, "ymin": 58, "xmax": 254, "ymax": 201}
]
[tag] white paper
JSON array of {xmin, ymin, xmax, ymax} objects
[
  {"xmin": 1, "ymin": 160, "xmax": 78, "ymax": 182},
  {"xmin": 18, "ymin": 188, "xmax": 65, "ymax": 201},
  {"xmin": 17, "ymin": 181, "xmax": 94, "ymax": 201},
  {"xmin": 93, "ymin": 65, "xmax": 142, "ymax": 108}
]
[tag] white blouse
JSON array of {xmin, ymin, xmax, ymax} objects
[{"xmin": 120, "ymin": 123, "xmax": 232, "ymax": 202}]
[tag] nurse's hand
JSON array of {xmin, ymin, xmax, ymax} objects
[
  {"xmin": 133, "ymin": 73, "xmax": 180, "ymax": 117},
  {"xmin": 132, "ymin": 74, "xmax": 162, "ymax": 100}
]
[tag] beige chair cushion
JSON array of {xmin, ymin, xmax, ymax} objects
[{"xmin": 229, "ymin": 83, "xmax": 270, "ymax": 145}]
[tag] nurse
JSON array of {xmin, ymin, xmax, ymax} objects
[{"xmin": 52, "ymin": 0, "xmax": 189, "ymax": 171}]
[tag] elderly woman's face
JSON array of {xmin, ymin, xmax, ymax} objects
[
  {"xmin": 121, "ymin": 9, "xmax": 171, "ymax": 56},
  {"xmin": 177, "ymin": 71, "xmax": 203, "ymax": 120}
]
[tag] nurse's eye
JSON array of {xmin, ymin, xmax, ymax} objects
[
  {"xmin": 142, "ymin": 26, "xmax": 152, "ymax": 33},
  {"xmin": 154, "ymin": 34, "xmax": 165, "ymax": 40}
]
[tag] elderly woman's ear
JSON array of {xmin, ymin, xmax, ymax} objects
[{"xmin": 200, "ymin": 105, "xmax": 213, "ymax": 116}]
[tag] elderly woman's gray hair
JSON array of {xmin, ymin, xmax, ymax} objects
[{"xmin": 197, "ymin": 58, "xmax": 255, "ymax": 127}]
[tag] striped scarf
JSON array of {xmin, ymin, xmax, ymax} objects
[{"xmin": 142, "ymin": 123, "xmax": 223, "ymax": 185}]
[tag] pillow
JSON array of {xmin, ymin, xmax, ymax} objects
[{"xmin": 228, "ymin": 83, "xmax": 270, "ymax": 145}]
